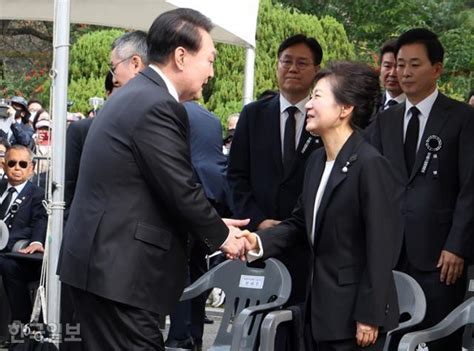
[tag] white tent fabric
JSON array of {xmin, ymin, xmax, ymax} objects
[{"xmin": 0, "ymin": 0, "xmax": 259, "ymax": 48}]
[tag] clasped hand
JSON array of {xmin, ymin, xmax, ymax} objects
[{"xmin": 220, "ymin": 219, "xmax": 259, "ymax": 261}]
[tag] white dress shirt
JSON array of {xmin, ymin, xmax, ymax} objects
[
  {"xmin": 149, "ymin": 64, "xmax": 179, "ymax": 102},
  {"xmin": 384, "ymin": 91, "xmax": 406, "ymax": 110},
  {"xmin": 403, "ymin": 89, "xmax": 438, "ymax": 150},
  {"xmin": 279, "ymin": 95, "xmax": 309, "ymax": 155},
  {"xmin": 0, "ymin": 180, "xmax": 28, "ymax": 213},
  {"xmin": 310, "ymin": 160, "xmax": 334, "ymax": 244}
]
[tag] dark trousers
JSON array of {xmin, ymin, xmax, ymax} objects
[
  {"xmin": 0, "ymin": 256, "xmax": 40, "ymax": 323},
  {"xmin": 167, "ymin": 238, "xmax": 207, "ymax": 344},
  {"xmin": 68, "ymin": 285, "xmax": 164, "ymax": 351},
  {"xmin": 394, "ymin": 245, "xmax": 466, "ymax": 351}
]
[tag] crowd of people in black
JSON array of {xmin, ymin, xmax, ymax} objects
[{"xmin": 0, "ymin": 7, "xmax": 473, "ymax": 351}]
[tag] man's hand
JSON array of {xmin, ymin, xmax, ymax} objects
[
  {"xmin": 257, "ymin": 219, "xmax": 280, "ymax": 230},
  {"xmin": 356, "ymin": 322, "xmax": 378, "ymax": 347},
  {"xmin": 18, "ymin": 242, "xmax": 44, "ymax": 254},
  {"xmin": 220, "ymin": 218, "xmax": 251, "ymax": 261},
  {"xmin": 236, "ymin": 231, "xmax": 259, "ymax": 252},
  {"xmin": 221, "ymin": 231, "xmax": 248, "ymax": 261},
  {"xmin": 437, "ymin": 250, "xmax": 464, "ymax": 285}
]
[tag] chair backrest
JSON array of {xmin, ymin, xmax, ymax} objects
[
  {"xmin": 393, "ymin": 271, "xmax": 426, "ymax": 330},
  {"xmin": 204, "ymin": 258, "xmax": 291, "ymax": 350}
]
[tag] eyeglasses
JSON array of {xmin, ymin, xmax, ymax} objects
[
  {"xmin": 6, "ymin": 160, "xmax": 30, "ymax": 169},
  {"xmin": 108, "ymin": 56, "xmax": 133, "ymax": 75},
  {"xmin": 278, "ymin": 58, "xmax": 314, "ymax": 70}
]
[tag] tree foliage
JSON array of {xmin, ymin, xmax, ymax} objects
[
  {"xmin": 206, "ymin": 0, "xmax": 354, "ymax": 123},
  {"xmin": 277, "ymin": 0, "xmax": 474, "ymax": 100},
  {"xmin": 66, "ymin": 29, "xmax": 124, "ymax": 113}
]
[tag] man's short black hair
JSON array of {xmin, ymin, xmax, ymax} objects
[
  {"xmin": 105, "ymin": 71, "xmax": 114, "ymax": 94},
  {"xmin": 147, "ymin": 8, "xmax": 213, "ymax": 64},
  {"xmin": 380, "ymin": 38, "xmax": 398, "ymax": 63},
  {"xmin": 396, "ymin": 28, "xmax": 444, "ymax": 64},
  {"xmin": 277, "ymin": 34, "xmax": 323, "ymax": 66}
]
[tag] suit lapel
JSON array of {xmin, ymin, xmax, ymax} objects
[
  {"xmin": 304, "ymin": 152, "xmax": 325, "ymax": 244},
  {"xmin": 408, "ymin": 94, "xmax": 450, "ymax": 183},
  {"xmin": 283, "ymin": 113, "xmax": 317, "ymax": 180},
  {"xmin": 0, "ymin": 181, "xmax": 7, "ymax": 197},
  {"xmin": 267, "ymin": 95, "xmax": 284, "ymax": 177},
  {"xmin": 312, "ymin": 132, "xmax": 363, "ymax": 245},
  {"xmin": 383, "ymin": 104, "xmax": 409, "ymax": 180},
  {"xmin": 139, "ymin": 66, "xmax": 168, "ymax": 90}
]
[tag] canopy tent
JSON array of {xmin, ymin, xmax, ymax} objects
[
  {"xmin": 0, "ymin": 0, "xmax": 259, "ymax": 344},
  {"xmin": 0, "ymin": 0, "xmax": 258, "ymax": 47},
  {"xmin": 0, "ymin": 0, "xmax": 259, "ymax": 103}
]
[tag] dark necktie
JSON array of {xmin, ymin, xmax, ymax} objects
[
  {"xmin": 283, "ymin": 106, "xmax": 298, "ymax": 171},
  {"xmin": 385, "ymin": 99, "xmax": 398, "ymax": 109},
  {"xmin": 0, "ymin": 187, "xmax": 16, "ymax": 219},
  {"xmin": 404, "ymin": 106, "xmax": 420, "ymax": 175}
]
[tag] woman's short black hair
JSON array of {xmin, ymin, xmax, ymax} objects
[{"xmin": 314, "ymin": 61, "xmax": 380, "ymax": 129}]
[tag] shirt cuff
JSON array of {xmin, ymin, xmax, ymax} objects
[
  {"xmin": 29, "ymin": 241, "xmax": 43, "ymax": 247},
  {"xmin": 246, "ymin": 234, "xmax": 263, "ymax": 262}
]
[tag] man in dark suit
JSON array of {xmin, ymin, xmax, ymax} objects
[
  {"xmin": 166, "ymin": 101, "xmax": 230, "ymax": 351},
  {"xmin": 0, "ymin": 144, "xmax": 47, "ymax": 324},
  {"xmin": 377, "ymin": 39, "xmax": 406, "ymax": 112},
  {"xmin": 370, "ymin": 28, "xmax": 474, "ymax": 351},
  {"xmin": 58, "ymin": 9, "xmax": 248, "ymax": 350},
  {"xmin": 228, "ymin": 34, "xmax": 323, "ymax": 305},
  {"xmin": 64, "ymin": 31, "xmax": 148, "ymax": 213}
]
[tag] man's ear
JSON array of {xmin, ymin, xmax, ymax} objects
[{"xmin": 174, "ymin": 46, "xmax": 186, "ymax": 71}]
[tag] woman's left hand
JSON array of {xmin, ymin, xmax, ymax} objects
[{"xmin": 356, "ymin": 321, "xmax": 378, "ymax": 347}]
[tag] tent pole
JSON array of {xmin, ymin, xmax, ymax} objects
[
  {"xmin": 48, "ymin": 0, "xmax": 70, "ymax": 344},
  {"xmin": 243, "ymin": 45, "xmax": 256, "ymax": 105}
]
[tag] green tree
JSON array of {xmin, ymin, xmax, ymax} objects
[
  {"xmin": 206, "ymin": 0, "xmax": 354, "ymax": 124},
  {"xmin": 277, "ymin": 0, "xmax": 474, "ymax": 99},
  {"xmin": 65, "ymin": 29, "xmax": 124, "ymax": 113}
]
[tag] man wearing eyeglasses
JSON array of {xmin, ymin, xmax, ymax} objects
[
  {"xmin": 0, "ymin": 144, "xmax": 47, "ymax": 327},
  {"xmin": 228, "ymin": 34, "xmax": 323, "ymax": 313},
  {"xmin": 109, "ymin": 30, "xmax": 148, "ymax": 87}
]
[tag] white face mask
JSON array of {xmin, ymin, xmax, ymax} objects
[{"xmin": 29, "ymin": 111, "xmax": 37, "ymax": 123}]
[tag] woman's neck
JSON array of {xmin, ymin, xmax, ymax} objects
[{"xmin": 321, "ymin": 126, "xmax": 354, "ymax": 161}]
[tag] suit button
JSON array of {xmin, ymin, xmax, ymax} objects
[
  {"xmin": 406, "ymin": 185, "xmax": 413, "ymax": 190},
  {"xmin": 385, "ymin": 304, "xmax": 389, "ymax": 314}
]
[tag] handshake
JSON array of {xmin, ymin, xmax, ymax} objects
[{"xmin": 220, "ymin": 218, "xmax": 259, "ymax": 261}]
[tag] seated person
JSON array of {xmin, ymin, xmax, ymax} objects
[{"xmin": 0, "ymin": 144, "xmax": 47, "ymax": 324}]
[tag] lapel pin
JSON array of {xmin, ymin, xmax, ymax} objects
[{"xmin": 342, "ymin": 154, "xmax": 358, "ymax": 173}]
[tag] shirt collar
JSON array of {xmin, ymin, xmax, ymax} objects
[
  {"xmin": 6, "ymin": 180, "xmax": 28, "ymax": 195},
  {"xmin": 405, "ymin": 88, "xmax": 438, "ymax": 119},
  {"xmin": 279, "ymin": 94, "xmax": 309, "ymax": 116},
  {"xmin": 149, "ymin": 64, "xmax": 179, "ymax": 102},
  {"xmin": 385, "ymin": 91, "xmax": 406, "ymax": 104}
]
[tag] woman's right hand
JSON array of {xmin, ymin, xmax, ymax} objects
[{"xmin": 356, "ymin": 321, "xmax": 378, "ymax": 347}]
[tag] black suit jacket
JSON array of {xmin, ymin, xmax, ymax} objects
[
  {"xmin": 370, "ymin": 93, "xmax": 474, "ymax": 270},
  {"xmin": 64, "ymin": 117, "xmax": 94, "ymax": 214},
  {"xmin": 58, "ymin": 67, "xmax": 228, "ymax": 315},
  {"xmin": 258, "ymin": 132, "xmax": 399, "ymax": 341},
  {"xmin": 0, "ymin": 180, "xmax": 47, "ymax": 251},
  {"xmin": 228, "ymin": 93, "xmax": 322, "ymax": 230},
  {"xmin": 184, "ymin": 101, "xmax": 229, "ymax": 207}
]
